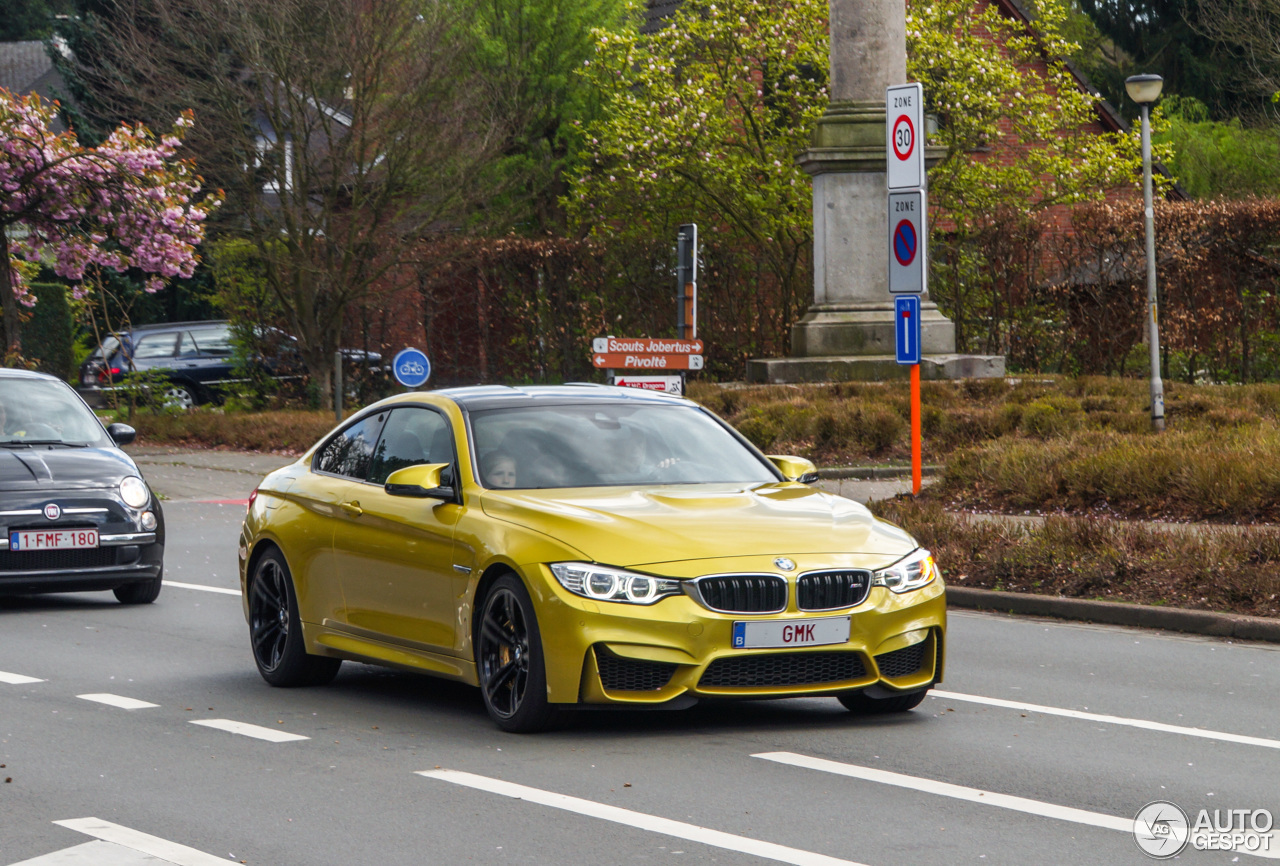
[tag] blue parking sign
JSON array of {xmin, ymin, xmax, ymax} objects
[
  {"xmin": 895, "ymin": 295, "xmax": 921, "ymax": 365},
  {"xmin": 393, "ymin": 348, "xmax": 431, "ymax": 388}
]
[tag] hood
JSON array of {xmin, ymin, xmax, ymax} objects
[
  {"xmin": 480, "ymin": 482, "xmax": 916, "ymax": 568},
  {"xmin": 0, "ymin": 446, "xmax": 140, "ymax": 492}
]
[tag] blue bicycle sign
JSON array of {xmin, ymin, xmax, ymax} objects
[{"xmin": 392, "ymin": 348, "xmax": 431, "ymax": 388}]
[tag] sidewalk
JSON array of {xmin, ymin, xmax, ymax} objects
[{"xmin": 127, "ymin": 446, "xmax": 293, "ymax": 501}]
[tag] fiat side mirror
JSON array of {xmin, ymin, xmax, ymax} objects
[
  {"xmin": 767, "ymin": 455, "xmax": 820, "ymax": 484},
  {"xmin": 385, "ymin": 463, "xmax": 454, "ymax": 499},
  {"xmin": 107, "ymin": 423, "xmax": 136, "ymax": 446}
]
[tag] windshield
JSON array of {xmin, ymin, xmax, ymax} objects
[
  {"xmin": 469, "ymin": 403, "xmax": 778, "ymax": 489},
  {"xmin": 0, "ymin": 378, "xmax": 112, "ymax": 446}
]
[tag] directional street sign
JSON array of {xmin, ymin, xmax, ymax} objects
[
  {"xmin": 392, "ymin": 347, "xmax": 431, "ymax": 388},
  {"xmin": 609, "ymin": 375, "xmax": 684, "ymax": 395},
  {"xmin": 895, "ymin": 295, "xmax": 921, "ymax": 365},
  {"xmin": 592, "ymin": 353, "xmax": 703, "ymax": 371},
  {"xmin": 888, "ymin": 189, "xmax": 927, "ymax": 294},
  {"xmin": 592, "ymin": 336, "xmax": 703, "ymax": 355},
  {"xmin": 886, "ymin": 83, "xmax": 925, "ymax": 191}
]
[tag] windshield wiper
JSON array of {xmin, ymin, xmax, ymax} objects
[{"xmin": 0, "ymin": 440, "xmax": 88, "ymax": 448}]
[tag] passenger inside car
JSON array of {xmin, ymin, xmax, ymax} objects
[{"xmin": 481, "ymin": 450, "xmax": 517, "ymax": 489}]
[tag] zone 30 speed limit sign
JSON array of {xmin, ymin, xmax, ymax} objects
[{"xmin": 886, "ymin": 83, "xmax": 924, "ymax": 191}]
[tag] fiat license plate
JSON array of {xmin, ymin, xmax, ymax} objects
[
  {"xmin": 9, "ymin": 529, "xmax": 99, "ymax": 551},
  {"xmin": 732, "ymin": 616, "xmax": 850, "ymax": 649}
]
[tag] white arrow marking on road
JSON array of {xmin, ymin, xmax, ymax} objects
[
  {"xmin": 755, "ymin": 752, "xmax": 1280, "ymax": 860},
  {"xmin": 77, "ymin": 694, "xmax": 159, "ymax": 711},
  {"xmin": 419, "ymin": 769, "xmax": 870, "ymax": 866},
  {"xmin": 52, "ymin": 819, "xmax": 230, "ymax": 866},
  {"xmin": 163, "ymin": 580, "xmax": 241, "ymax": 596},
  {"xmin": 932, "ymin": 689, "xmax": 1280, "ymax": 750},
  {"xmin": 190, "ymin": 718, "xmax": 308, "ymax": 742},
  {"xmin": 0, "ymin": 669, "xmax": 45, "ymax": 684}
]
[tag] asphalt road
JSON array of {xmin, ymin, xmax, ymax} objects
[{"xmin": 1, "ymin": 460, "xmax": 1278, "ymax": 865}]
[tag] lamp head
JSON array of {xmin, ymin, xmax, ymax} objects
[{"xmin": 1125, "ymin": 74, "xmax": 1164, "ymax": 105}]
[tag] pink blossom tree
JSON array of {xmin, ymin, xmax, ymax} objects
[{"xmin": 0, "ymin": 89, "xmax": 219, "ymax": 356}]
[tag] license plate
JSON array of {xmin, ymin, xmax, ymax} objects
[
  {"xmin": 9, "ymin": 529, "xmax": 99, "ymax": 551},
  {"xmin": 732, "ymin": 616, "xmax": 851, "ymax": 649}
]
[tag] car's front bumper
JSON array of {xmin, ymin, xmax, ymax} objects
[
  {"xmin": 0, "ymin": 536, "xmax": 163, "ymax": 594},
  {"xmin": 531, "ymin": 570, "xmax": 946, "ymax": 706}
]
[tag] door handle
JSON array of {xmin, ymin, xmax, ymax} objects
[{"xmin": 340, "ymin": 501, "xmax": 363, "ymax": 516}]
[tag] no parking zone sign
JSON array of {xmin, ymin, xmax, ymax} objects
[{"xmin": 888, "ymin": 189, "xmax": 926, "ymax": 294}]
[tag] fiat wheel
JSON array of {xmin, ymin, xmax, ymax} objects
[
  {"xmin": 477, "ymin": 575, "xmax": 555, "ymax": 732},
  {"xmin": 249, "ymin": 548, "xmax": 341, "ymax": 687}
]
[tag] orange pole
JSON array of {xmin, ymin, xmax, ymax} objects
[
  {"xmin": 910, "ymin": 363, "xmax": 921, "ymax": 495},
  {"xmin": 683, "ymin": 285, "xmax": 695, "ymax": 339}
]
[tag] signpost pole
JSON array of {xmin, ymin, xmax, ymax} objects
[
  {"xmin": 333, "ymin": 352, "xmax": 343, "ymax": 422},
  {"xmin": 676, "ymin": 224, "xmax": 697, "ymax": 340},
  {"xmin": 910, "ymin": 364, "xmax": 921, "ymax": 495}
]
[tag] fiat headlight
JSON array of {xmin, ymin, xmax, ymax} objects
[
  {"xmin": 873, "ymin": 548, "xmax": 938, "ymax": 594},
  {"xmin": 119, "ymin": 476, "xmax": 150, "ymax": 509},
  {"xmin": 550, "ymin": 562, "xmax": 683, "ymax": 605}
]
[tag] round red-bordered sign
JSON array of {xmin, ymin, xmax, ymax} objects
[
  {"xmin": 892, "ymin": 114, "xmax": 915, "ymax": 161},
  {"xmin": 893, "ymin": 219, "xmax": 917, "ymax": 266}
]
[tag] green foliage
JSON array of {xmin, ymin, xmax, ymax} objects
[
  {"xmin": 567, "ymin": 0, "xmax": 827, "ymax": 319},
  {"xmin": 1157, "ymin": 97, "xmax": 1280, "ymax": 199},
  {"xmin": 19, "ymin": 282, "xmax": 74, "ymax": 380},
  {"xmin": 0, "ymin": 0, "xmax": 73, "ymax": 41},
  {"xmin": 468, "ymin": 0, "xmax": 633, "ymax": 232}
]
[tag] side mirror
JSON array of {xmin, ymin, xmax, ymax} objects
[
  {"xmin": 767, "ymin": 455, "xmax": 819, "ymax": 484},
  {"xmin": 385, "ymin": 463, "xmax": 454, "ymax": 499},
  {"xmin": 107, "ymin": 423, "xmax": 136, "ymax": 446}
]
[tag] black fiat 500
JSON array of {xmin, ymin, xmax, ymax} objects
[{"xmin": 0, "ymin": 369, "xmax": 164, "ymax": 603}]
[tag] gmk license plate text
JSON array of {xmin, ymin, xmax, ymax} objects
[
  {"xmin": 732, "ymin": 616, "xmax": 851, "ymax": 649},
  {"xmin": 10, "ymin": 529, "xmax": 99, "ymax": 551}
]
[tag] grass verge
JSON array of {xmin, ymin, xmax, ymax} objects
[
  {"xmin": 127, "ymin": 410, "xmax": 340, "ymax": 454},
  {"xmin": 870, "ymin": 497, "xmax": 1280, "ymax": 618}
]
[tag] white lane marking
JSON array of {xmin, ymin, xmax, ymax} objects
[
  {"xmin": 163, "ymin": 580, "xmax": 241, "ymax": 596},
  {"xmin": 189, "ymin": 718, "xmax": 308, "ymax": 743},
  {"xmin": 0, "ymin": 669, "xmax": 45, "ymax": 684},
  {"xmin": 754, "ymin": 752, "xmax": 1131, "ymax": 832},
  {"xmin": 77, "ymin": 694, "xmax": 159, "ymax": 710},
  {"xmin": 419, "ymin": 768, "xmax": 868, "ymax": 866},
  {"xmin": 933, "ymin": 689, "xmax": 1280, "ymax": 750},
  {"xmin": 52, "ymin": 818, "xmax": 230, "ymax": 866},
  {"xmin": 755, "ymin": 752, "xmax": 1280, "ymax": 860},
  {"xmin": 9, "ymin": 839, "xmax": 170, "ymax": 864}
]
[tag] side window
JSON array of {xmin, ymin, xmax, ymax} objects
[
  {"xmin": 367, "ymin": 408, "xmax": 453, "ymax": 486},
  {"xmin": 313, "ymin": 412, "xmax": 386, "ymax": 480},
  {"xmin": 131, "ymin": 333, "xmax": 179, "ymax": 360},
  {"xmin": 192, "ymin": 326, "xmax": 234, "ymax": 357}
]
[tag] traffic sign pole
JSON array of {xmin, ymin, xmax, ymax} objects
[{"xmin": 911, "ymin": 364, "xmax": 921, "ymax": 495}]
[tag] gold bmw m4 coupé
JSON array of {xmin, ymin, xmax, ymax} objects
[{"xmin": 239, "ymin": 385, "xmax": 946, "ymax": 731}]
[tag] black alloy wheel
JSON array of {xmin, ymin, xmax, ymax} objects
[
  {"xmin": 248, "ymin": 548, "xmax": 341, "ymax": 687},
  {"xmin": 477, "ymin": 575, "xmax": 555, "ymax": 732}
]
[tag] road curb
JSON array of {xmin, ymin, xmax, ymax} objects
[
  {"xmin": 817, "ymin": 465, "xmax": 942, "ymax": 480},
  {"xmin": 946, "ymin": 587, "xmax": 1280, "ymax": 643}
]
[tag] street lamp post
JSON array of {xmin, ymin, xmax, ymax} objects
[{"xmin": 1126, "ymin": 73, "xmax": 1165, "ymax": 432}]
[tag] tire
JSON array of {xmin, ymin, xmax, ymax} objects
[
  {"xmin": 838, "ymin": 687, "xmax": 930, "ymax": 714},
  {"xmin": 248, "ymin": 548, "xmax": 341, "ymax": 687},
  {"xmin": 161, "ymin": 384, "xmax": 197, "ymax": 410},
  {"xmin": 476, "ymin": 574, "xmax": 556, "ymax": 733},
  {"xmin": 114, "ymin": 570, "xmax": 162, "ymax": 604}
]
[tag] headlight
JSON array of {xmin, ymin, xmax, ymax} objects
[
  {"xmin": 873, "ymin": 548, "xmax": 938, "ymax": 594},
  {"xmin": 550, "ymin": 562, "xmax": 683, "ymax": 605},
  {"xmin": 119, "ymin": 476, "xmax": 150, "ymax": 509}
]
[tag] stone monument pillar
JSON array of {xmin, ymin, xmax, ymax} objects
[{"xmin": 747, "ymin": 0, "xmax": 1003, "ymax": 383}]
